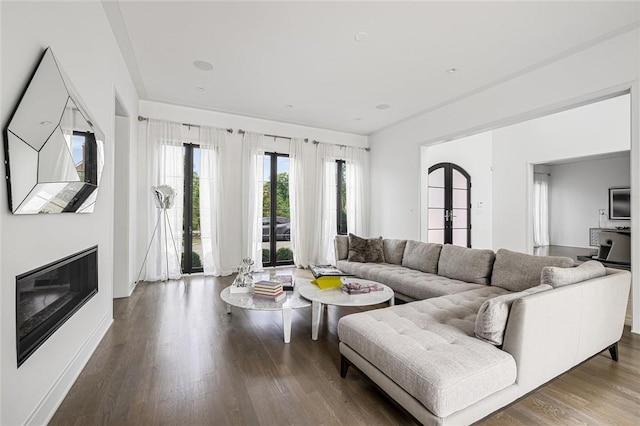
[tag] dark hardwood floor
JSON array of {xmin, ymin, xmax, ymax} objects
[{"xmin": 50, "ymin": 269, "xmax": 640, "ymax": 425}]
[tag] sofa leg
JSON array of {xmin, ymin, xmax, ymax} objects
[
  {"xmin": 608, "ymin": 343, "xmax": 619, "ymax": 362},
  {"xmin": 340, "ymin": 355, "xmax": 350, "ymax": 378}
]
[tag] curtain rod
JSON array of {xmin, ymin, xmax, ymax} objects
[
  {"xmin": 138, "ymin": 116, "xmax": 233, "ymax": 133},
  {"xmin": 237, "ymin": 129, "xmax": 370, "ymax": 151},
  {"xmin": 237, "ymin": 129, "xmax": 307, "ymax": 143}
]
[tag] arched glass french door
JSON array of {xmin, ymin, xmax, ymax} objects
[{"xmin": 427, "ymin": 163, "xmax": 471, "ymax": 247}]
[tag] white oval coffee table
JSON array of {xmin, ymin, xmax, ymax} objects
[
  {"xmin": 297, "ymin": 277, "xmax": 394, "ymax": 340},
  {"xmin": 220, "ymin": 286, "xmax": 311, "ymax": 343}
]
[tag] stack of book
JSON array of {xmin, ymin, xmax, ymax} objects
[
  {"xmin": 253, "ymin": 280, "xmax": 286, "ymax": 302},
  {"xmin": 342, "ymin": 281, "xmax": 384, "ymax": 295},
  {"xmin": 272, "ymin": 275, "xmax": 294, "ymax": 292}
]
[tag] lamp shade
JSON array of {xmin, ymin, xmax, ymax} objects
[{"xmin": 152, "ymin": 185, "xmax": 176, "ymax": 209}]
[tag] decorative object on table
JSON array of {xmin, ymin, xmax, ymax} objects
[
  {"xmin": 272, "ymin": 274, "xmax": 294, "ymax": 291},
  {"xmin": 253, "ymin": 280, "xmax": 286, "ymax": 302},
  {"xmin": 135, "ymin": 185, "xmax": 182, "ymax": 283},
  {"xmin": 341, "ymin": 280, "xmax": 384, "ymax": 295},
  {"xmin": 311, "ymin": 275, "xmax": 344, "ymax": 290},
  {"xmin": 230, "ymin": 257, "xmax": 255, "ymax": 293},
  {"xmin": 598, "ymin": 208, "xmax": 607, "ymax": 229},
  {"xmin": 310, "ymin": 264, "xmax": 354, "ymax": 278}
]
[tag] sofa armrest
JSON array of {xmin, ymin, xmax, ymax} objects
[
  {"xmin": 501, "ymin": 268, "xmax": 630, "ymax": 389},
  {"xmin": 334, "ymin": 235, "xmax": 349, "ymax": 262}
]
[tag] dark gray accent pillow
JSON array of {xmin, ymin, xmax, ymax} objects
[
  {"xmin": 383, "ymin": 239, "xmax": 407, "ymax": 265},
  {"xmin": 541, "ymin": 260, "xmax": 606, "ymax": 288},
  {"xmin": 437, "ymin": 244, "xmax": 495, "ymax": 284},
  {"xmin": 347, "ymin": 234, "xmax": 385, "ymax": 263},
  {"xmin": 491, "ymin": 249, "xmax": 574, "ymax": 292},
  {"xmin": 401, "ymin": 240, "xmax": 442, "ymax": 274}
]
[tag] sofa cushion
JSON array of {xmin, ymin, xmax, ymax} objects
[
  {"xmin": 475, "ymin": 284, "xmax": 552, "ymax": 346},
  {"xmin": 401, "ymin": 240, "xmax": 442, "ymax": 274},
  {"xmin": 337, "ymin": 261, "xmax": 488, "ymax": 300},
  {"xmin": 491, "ymin": 249, "xmax": 574, "ymax": 292},
  {"xmin": 347, "ymin": 234, "xmax": 385, "ymax": 263},
  {"xmin": 338, "ymin": 288, "xmax": 517, "ymax": 418},
  {"xmin": 437, "ymin": 244, "xmax": 495, "ymax": 284},
  {"xmin": 334, "ymin": 235, "xmax": 349, "ymax": 260},
  {"xmin": 541, "ymin": 260, "xmax": 606, "ymax": 288},
  {"xmin": 383, "ymin": 239, "xmax": 407, "ymax": 265}
]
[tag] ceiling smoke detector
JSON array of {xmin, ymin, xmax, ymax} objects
[
  {"xmin": 195, "ymin": 86, "xmax": 205, "ymax": 92},
  {"xmin": 376, "ymin": 104, "xmax": 391, "ymax": 110},
  {"xmin": 193, "ymin": 60, "xmax": 213, "ymax": 71},
  {"xmin": 284, "ymin": 104, "xmax": 294, "ymax": 108},
  {"xmin": 446, "ymin": 68, "xmax": 459, "ymax": 74},
  {"xmin": 354, "ymin": 32, "xmax": 368, "ymax": 42}
]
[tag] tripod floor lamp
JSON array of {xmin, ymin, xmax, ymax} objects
[{"xmin": 136, "ymin": 185, "xmax": 183, "ymax": 283}]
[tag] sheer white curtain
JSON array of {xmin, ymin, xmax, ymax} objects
[
  {"xmin": 321, "ymin": 146, "xmax": 339, "ymax": 264},
  {"xmin": 144, "ymin": 119, "xmax": 184, "ymax": 281},
  {"xmin": 345, "ymin": 146, "xmax": 369, "ymax": 237},
  {"xmin": 533, "ymin": 172, "xmax": 550, "ymax": 247},
  {"xmin": 241, "ymin": 131, "xmax": 266, "ymax": 270},
  {"xmin": 199, "ymin": 126, "xmax": 226, "ymax": 276},
  {"xmin": 289, "ymin": 139, "xmax": 321, "ymax": 267}
]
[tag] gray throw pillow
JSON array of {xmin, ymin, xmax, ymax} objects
[
  {"xmin": 437, "ymin": 244, "xmax": 495, "ymax": 284},
  {"xmin": 347, "ymin": 234, "xmax": 385, "ymax": 263},
  {"xmin": 491, "ymin": 249, "xmax": 574, "ymax": 292},
  {"xmin": 475, "ymin": 284, "xmax": 553, "ymax": 346},
  {"xmin": 541, "ymin": 260, "xmax": 606, "ymax": 288},
  {"xmin": 383, "ymin": 239, "xmax": 407, "ymax": 265},
  {"xmin": 401, "ymin": 240, "xmax": 442, "ymax": 274}
]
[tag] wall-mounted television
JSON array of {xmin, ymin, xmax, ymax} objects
[{"xmin": 609, "ymin": 187, "xmax": 630, "ymax": 220}]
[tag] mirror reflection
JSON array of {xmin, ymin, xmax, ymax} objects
[{"xmin": 4, "ymin": 47, "xmax": 104, "ymax": 214}]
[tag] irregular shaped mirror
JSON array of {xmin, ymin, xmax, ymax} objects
[{"xmin": 3, "ymin": 47, "xmax": 104, "ymax": 214}]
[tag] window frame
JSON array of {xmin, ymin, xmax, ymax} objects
[{"xmin": 336, "ymin": 159, "xmax": 348, "ymax": 235}]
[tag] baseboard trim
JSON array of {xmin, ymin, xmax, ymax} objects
[
  {"xmin": 128, "ymin": 279, "xmax": 137, "ymax": 296},
  {"xmin": 24, "ymin": 312, "xmax": 113, "ymax": 425}
]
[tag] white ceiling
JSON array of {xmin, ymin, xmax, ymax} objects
[{"xmin": 104, "ymin": 1, "xmax": 639, "ymax": 135}]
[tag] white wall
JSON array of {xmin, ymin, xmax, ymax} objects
[
  {"xmin": 137, "ymin": 100, "xmax": 367, "ymax": 276},
  {"xmin": 492, "ymin": 94, "xmax": 630, "ymax": 253},
  {"xmin": 0, "ymin": 2, "xmax": 138, "ymax": 424},
  {"xmin": 369, "ymin": 28, "xmax": 639, "ymax": 240},
  {"xmin": 368, "ymin": 27, "xmax": 639, "ymax": 332},
  {"xmin": 421, "ymin": 132, "xmax": 493, "ymax": 249},
  {"xmin": 548, "ymin": 154, "xmax": 630, "ymax": 248}
]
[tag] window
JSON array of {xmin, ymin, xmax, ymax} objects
[
  {"xmin": 182, "ymin": 143, "xmax": 203, "ymax": 273},
  {"xmin": 263, "ymin": 153, "xmax": 293, "ymax": 266},
  {"xmin": 427, "ymin": 163, "xmax": 471, "ymax": 247},
  {"xmin": 336, "ymin": 160, "xmax": 347, "ymax": 234}
]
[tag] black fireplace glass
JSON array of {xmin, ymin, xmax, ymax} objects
[{"xmin": 16, "ymin": 246, "xmax": 98, "ymax": 367}]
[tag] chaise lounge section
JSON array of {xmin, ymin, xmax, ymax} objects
[{"xmin": 335, "ymin": 235, "xmax": 631, "ymax": 425}]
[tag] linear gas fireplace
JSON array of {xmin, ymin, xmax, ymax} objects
[{"xmin": 16, "ymin": 246, "xmax": 98, "ymax": 366}]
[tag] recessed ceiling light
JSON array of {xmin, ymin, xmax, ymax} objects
[
  {"xmin": 446, "ymin": 68, "xmax": 459, "ymax": 74},
  {"xmin": 284, "ymin": 104, "xmax": 294, "ymax": 108},
  {"xmin": 39, "ymin": 120, "xmax": 53, "ymax": 126},
  {"xmin": 354, "ymin": 32, "xmax": 368, "ymax": 42},
  {"xmin": 195, "ymin": 86, "xmax": 205, "ymax": 92},
  {"xmin": 193, "ymin": 60, "xmax": 213, "ymax": 71},
  {"xmin": 376, "ymin": 104, "xmax": 391, "ymax": 110},
  {"xmin": 354, "ymin": 117, "xmax": 362, "ymax": 121}
]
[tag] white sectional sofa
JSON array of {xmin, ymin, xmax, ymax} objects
[{"xmin": 334, "ymin": 235, "xmax": 631, "ymax": 425}]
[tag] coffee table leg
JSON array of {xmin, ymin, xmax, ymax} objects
[
  {"xmin": 282, "ymin": 307, "xmax": 292, "ymax": 344},
  {"xmin": 312, "ymin": 301, "xmax": 322, "ymax": 340},
  {"xmin": 226, "ymin": 303, "xmax": 232, "ymax": 314},
  {"xmin": 389, "ymin": 296, "xmax": 395, "ymax": 306}
]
